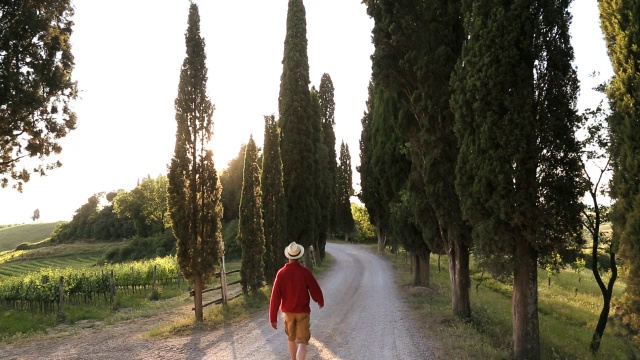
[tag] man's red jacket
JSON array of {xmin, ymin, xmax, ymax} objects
[{"xmin": 269, "ymin": 262, "xmax": 324, "ymax": 323}]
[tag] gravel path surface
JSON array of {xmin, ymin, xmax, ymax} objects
[{"xmin": 1, "ymin": 242, "xmax": 437, "ymax": 360}]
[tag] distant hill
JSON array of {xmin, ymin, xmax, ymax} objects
[{"xmin": 0, "ymin": 222, "xmax": 64, "ymax": 252}]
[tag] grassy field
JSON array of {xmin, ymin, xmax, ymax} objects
[
  {"xmin": 0, "ymin": 222, "xmax": 63, "ymax": 252},
  {"xmin": 385, "ymin": 248, "xmax": 639, "ymax": 360}
]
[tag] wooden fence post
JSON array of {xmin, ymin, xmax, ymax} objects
[
  {"xmin": 110, "ymin": 270, "xmax": 115, "ymax": 304},
  {"xmin": 58, "ymin": 276, "xmax": 64, "ymax": 320}
]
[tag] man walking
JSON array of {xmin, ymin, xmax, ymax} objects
[{"xmin": 269, "ymin": 242, "xmax": 325, "ymax": 360}]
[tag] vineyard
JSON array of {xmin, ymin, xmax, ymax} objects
[{"xmin": 0, "ymin": 256, "xmax": 192, "ymax": 314}]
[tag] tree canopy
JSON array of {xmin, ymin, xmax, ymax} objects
[{"xmin": 1, "ymin": 0, "xmax": 78, "ymax": 191}]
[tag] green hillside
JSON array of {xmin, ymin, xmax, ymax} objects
[{"xmin": 0, "ymin": 222, "xmax": 63, "ymax": 252}]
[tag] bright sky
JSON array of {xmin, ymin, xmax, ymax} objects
[{"xmin": 0, "ymin": 0, "xmax": 613, "ymax": 225}]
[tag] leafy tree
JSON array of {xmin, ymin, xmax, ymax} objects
[
  {"xmin": 598, "ymin": 0, "xmax": 640, "ymax": 347},
  {"xmin": 279, "ymin": 0, "xmax": 317, "ymax": 266},
  {"xmin": 238, "ymin": 136, "xmax": 266, "ymax": 294},
  {"xmin": 1, "ymin": 0, "xmax": 77, "ymax": 191},
  {"xmin": 451, "ymin": 0, "xmax": 584, "ymax": 357},
  {"xmin": 336, "ymin": 142, "xmax": 355, "ymax": 241},
  {"xmin": 167, "ymin": 3, "xmax": 222, "ymax": 323},
  {"xmin": 261, "ymin": 115, "xmax": 286, "ymax": 284},
  {"xmin": 366, "ymin": 0, "xmax": 471, "ymax": 319},
  {"xmin": 351, "ymin": 203, "xmax": 376, "ymax": 243},
  {"xmin": 31, "ymin": 209, "xmax": 40, "ymax": 222},
  {"xmin": 220, "ymin": 144, "xmax": 247, "ymax": 222},
  {"xmin": 318, "ymin": 73, "xmax": 338, "ymax": 257},
  {"xmin": 113, "ymin": 175, "xmax": 169, "ymax": 237}
]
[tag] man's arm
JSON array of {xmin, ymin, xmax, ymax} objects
[
  {"xmin": 306, "ymin": 271, "xmax": 324, "ymax": 308},
  {"xmin": 269, "ymin": 274, "xmax": 282, "ymax": 327}
]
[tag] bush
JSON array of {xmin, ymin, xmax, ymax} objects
[
  {"xmin": 102, "ymin": 232, "xmax": 176, "ymax": 263},
  {"xmin": 14, "ymin": 242, "xmax": 32, "ymax": 251}
]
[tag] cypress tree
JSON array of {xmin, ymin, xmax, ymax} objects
[
  {"xmin": 279, "ymin": 0, "xmax": 317, "ymax": 265},
  {"xmin": 261, "ymin": 115, "xmax": 286, "ymax": 284},
  {"xmin": 167, "ymin": 1, "xmax": 222, "ymax": 324},
  {"xmin": 366, "ymin": 0, "xmax": 471, "ymax": 318},
  {"xmin": 336, "ymin": 142, "xmax": 355, "ymax": 241},
  {"xmin": 599, "ymin": 0, "xmax": 640, "ymax": 347},
  {"xmin": 238, "ymin": 136, "xmax": 266, "ymax": 294},
  {"xmin": 318, "ymin": 73, "xmax": 338, "ymax": 259},
  {"xmin": 310, "ymin": 86, "xmax": 325, "ymax": 264},
  {"xmin": 358, "ymin": 81, "xmax": 390, "ymax": 252},
  {"xmin": 452, "ymin": 0, "xmax": 583, "ymax": 357}
]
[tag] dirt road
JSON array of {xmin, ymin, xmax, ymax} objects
[{"xmin": 1, "ymin": 242, "xmax": 437, "ymax": 359}]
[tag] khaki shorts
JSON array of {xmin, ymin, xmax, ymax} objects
[{"xmin": 283, "ymin": 312, "xmax": 311, "ymax": 344}]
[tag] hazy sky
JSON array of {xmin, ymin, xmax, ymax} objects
[{"xmin": 0, "ymin": 0, "xmax": 613, "ymax": 224}]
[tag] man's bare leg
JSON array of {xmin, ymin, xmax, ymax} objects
[
  {"xmin": 288, "ymin": 341, "xmax": 297, "ymax": 360},
  {"xmin": 297, "ymin": 343, "xmax": 308, "ymax": 360}
]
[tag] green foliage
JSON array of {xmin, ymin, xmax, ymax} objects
[
  {"xmin": 599, "ymin": 0, "xmax": 640, "ymax": 346},
  {"xmin": 49, "ymin": 195, "xmax": 136, "ymax": 243},
  {"xmin": 238, "ymin": 137, "xmax": 265, "ymax": 293},
  {"xmin": 222, "ymin": 219, "xmax": 241, "ymax": 260},
  {"xmin": 279, "ymin": 0, "xmax": 318, "ymax": 252},
  {"xmin": 168, "ymin": 3, "xmax": 222, "ymax": 292},
  {"xmin": 113, "ymin": 175, "xmax": 170, "ymax": 237},
  {"xmin": 350, "ymin": 204, "xmax": 376, "ymax": 244},
  {"xmin": 261, "ymin": 115, "xmax": 286, "ymax": 283},
  {"xmin": 0, "ymin": 0, "xmax": 78, "ymax": 191},
  {"xmin": 220, "ymin": 144, "xmax": 247, "ymax": 222}
]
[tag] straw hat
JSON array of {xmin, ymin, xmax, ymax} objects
[{"xmin": 284, "ymin": 242, "xmax": 304, "ymax": 260}]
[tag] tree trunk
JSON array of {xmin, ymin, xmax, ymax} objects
[
  {"xmin": 304, "ymin": 250, "xmax": 314, "ymax": 269},
  {"xmin": 344, "ymin": 233, "xmax": 349, "ymax": 243},
  {"xmin": 512, "ymin": 240, "xmax": 540, "ymax": 360},
  {"xmin": 314, "ymin": 240, "xmax": 321, "ymax": 265},
  {"xmin": 194, "ymin": 275, "xmax": 204, "ymax": 323},
  {"xmin": 447, "ymin": 240, "xmax": 471, "ymax": 319},
  {"xmin": 590, "ymin": 251, "xmax": 618, "ymax": 352},
  {"xmin": 375, "ymin": 217, "xmax": 386, "ymax": 252},
  {"xmin": 413, "ymin": 251, "xmax": 431, "ymax": 286}
]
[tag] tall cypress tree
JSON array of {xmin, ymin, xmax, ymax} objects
[
  {"xmin": 336, "ymin": 142, "xmax": 355, "ymax": 241},
  {"xmin": 239, "ymin": 136, "xmax": 266, "ymax": 294},
  {"xmin": 262, "ymin": 115, "xmax": 286, "ymax": 284},
  {"xmin": 358, "ymin": 81, "xmax": 389, "ymax": 252},
  {"xmin": 279, "ymin": 0, "xmax": 317, "ymax": 265},
  {"xmin": 167, "ymin": 2, "xmax": 222, "ymax": 323},
  {"xmin": 366, "ymin": 0, "xmax": 471, "ymax": 318},
  {"xmin": 318, "ymin": 73, "xmax": 338, "ymax": 259},
  {"xmin": 599, "ymin": 0, "xmax": 640, "ymax": 346},
  {"xmin": 310, "ymin": 86, "xmax": 326, "ymax": 264},
  {"xmin": 452, "ymin": 0, "xmax": 583, "ymax": 358}
]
